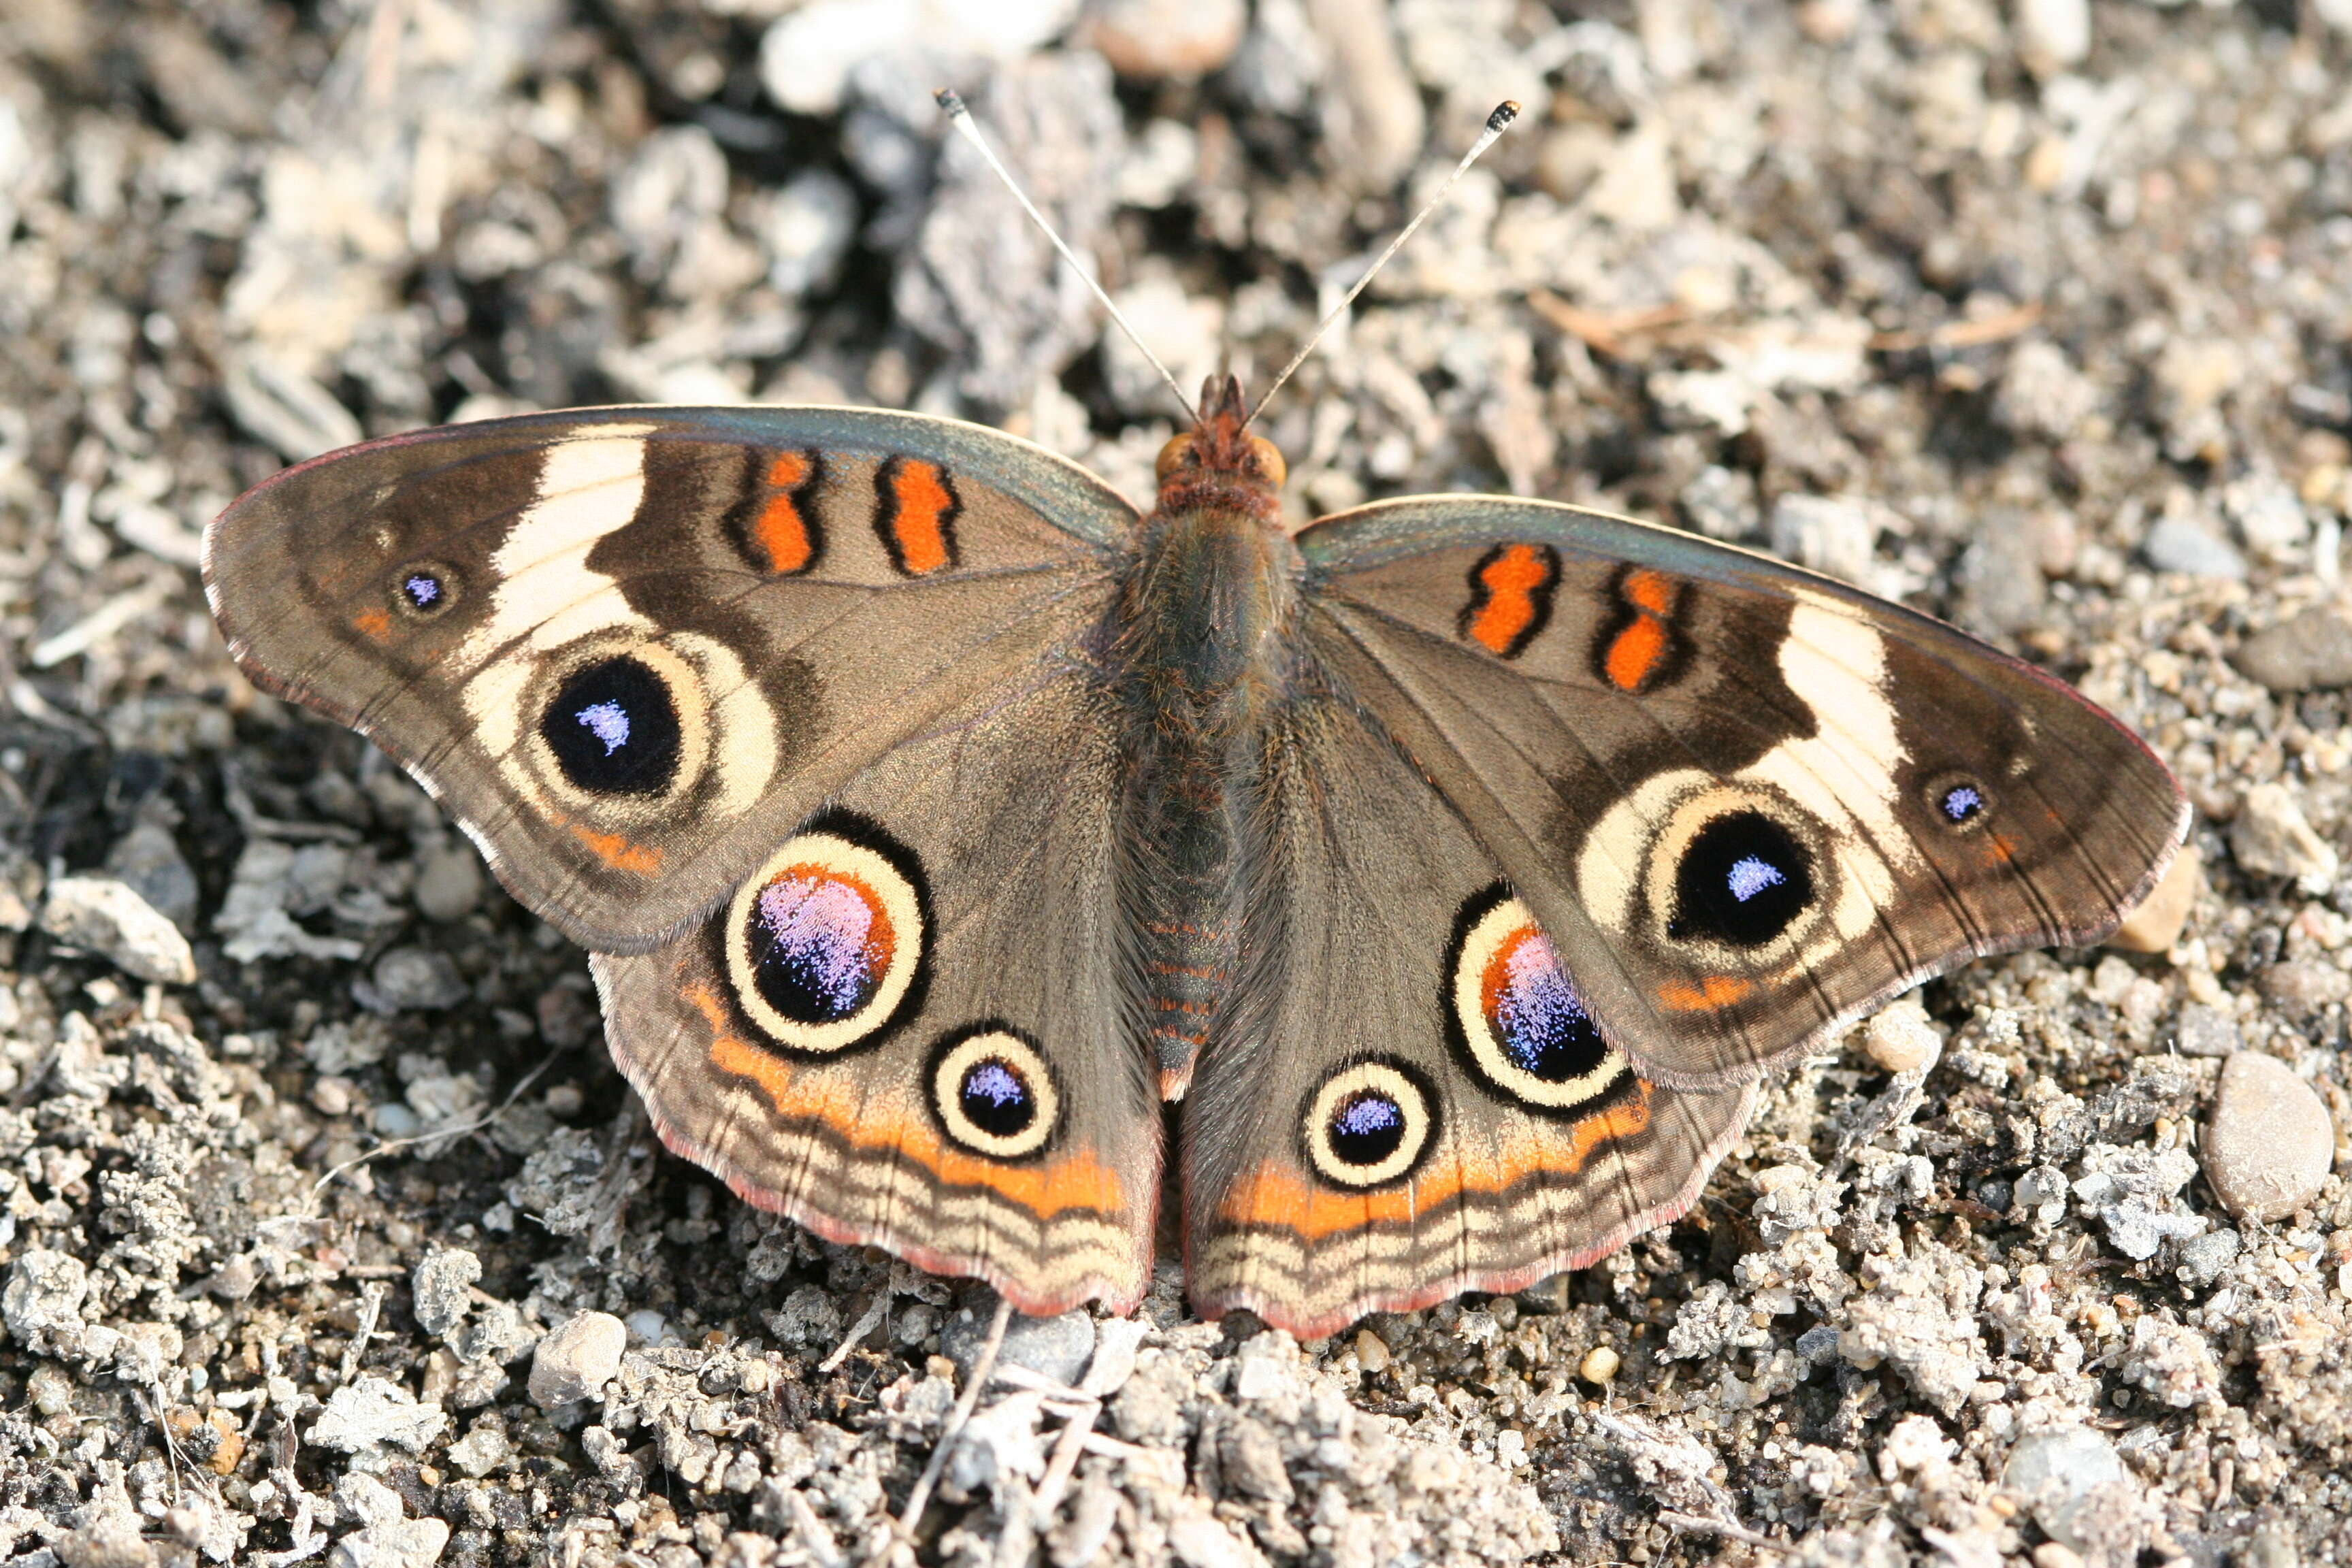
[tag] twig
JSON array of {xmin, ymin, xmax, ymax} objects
[
  {"xmin": 1528, "ymin": 291, "xmax": 1691, "ymax": 357},
  {"xmin": 821, "ymin": 1290, "xmax": 894, "ymax": 1375},
  {"xmin": 1868, "ymin": 300, "xmax": 2044, "ymax": 353},
  {"xmin": 306, "ymin": 1046, "xmax": 561, "ymax": 1212},
  {"xmin": 881, "ymin": 1296, "xmax": 1014, "ymax": 1556}
]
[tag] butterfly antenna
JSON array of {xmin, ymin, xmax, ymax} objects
[
  {"xmin": 936, "ymin": 88, "xmax": 1198, "ymax": 424},
  {"xmin": 1243, "ymin": 100, "xmax": 1522, "ymax": 430}
]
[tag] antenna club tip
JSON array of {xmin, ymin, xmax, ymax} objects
[
  {"xmin": 1487, "ymin": 101, "xmax": 1522, "ymax": 133},
  {"xmin": 935, "ymin": 88, "xmax": 966, "ymax": 117}
]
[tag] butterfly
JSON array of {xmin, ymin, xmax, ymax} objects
[{"xmin": 201, "ymin": 369, "xmax": 2186, "ymax": 1338}]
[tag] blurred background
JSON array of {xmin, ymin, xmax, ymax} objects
[{"xmin": 3, "ymin": 3, "xmax": 2352, "ymax": 1565}]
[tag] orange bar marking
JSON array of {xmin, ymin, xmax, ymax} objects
[
  {"xmin": 570, "ymin": 822, "xmax": 664, "ymax": 876},
  {"xmin": 1654, "ymin": 975, "xmax": 1754, "ymax": 1011},
  {"xmin": 1465, "ymin": 543, "xmax": 1552, "ymax": 655},
  {"xmin": 1218, "ymin": 1084, "xmax": 1654, "ymax": 1236},
  {"xmin": 353, "ymin": 608, "xmax": 392, "ymax": 641},
  {"xmin": 1603, "ymin": 568, "xmax": 1680, "ymax": 691},
  {"xmin": 691, "ymin": 985, "xmax": 1126, "ymax": 1217},
  {"xmin": 751, "ymin": 451, "xmax": 815, "ymax": 574},
  {"xmin": 889, "ymin": 459, "xmax": 955, "ymax": 575}
]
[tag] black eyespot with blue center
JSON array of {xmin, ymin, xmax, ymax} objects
[
  {"xmin": 1303, "ymin": 1060, "xmax": 1436, "ymax": 1188},
  {"xmin": 1925, "ymin": 773, "xmax": 1992, "ymax": 832},
  {"xmin": 541, "ymin": 655, "xmax": 681, "ymax": 797},
  {"xmin": 930, "ymin": 1026, "xmax": 1059, "ymax": 1159},
  {"xmin": 1669, "ymin": 810, "xmax": 1814, "ymax": 947},
  {"xmin": 390, "ymin": 560, "xmax": 459, "ymax": 619}
]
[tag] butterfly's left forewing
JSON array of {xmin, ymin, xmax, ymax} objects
[{"xmin": 1290, "ymin": 497, "xmax": 2189, "ymax": 1090}]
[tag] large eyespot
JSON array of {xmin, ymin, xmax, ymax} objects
[
  {"xmin": 391, "ymin": 560, "xmax": 461, "ymax": 619},
  {"xmin": 1447, "ymin": 889, "xmax": 1626, "ymax": 1109},
  {"xmin": 724, "ymin": 821, "xmax": 928, "ymax": 1054},
  {"xmin": 541, "ymin": 654, "xmax": 683, "ymax": 797},
  {"xmin": 1666, "ymin": 809, "xmax": 1816, "ymax": 949},
  {"xmin": 929, "ymin": 1026, "xmax": 1059, "ymax": 1160},
  {"xmin": 1301, "ymin": 1060, "xmax": 1437, "ymax": 1190},
  {"xmin": 1924, "ymin": 772, "xmax": 1992, "ymax": 832}
]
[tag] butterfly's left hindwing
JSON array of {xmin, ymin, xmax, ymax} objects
[
  {"xmin": 593, "ymin": 661, "xmax": 1159, "ymax": 1318},
  {"xmin": 1292, "ymin": 497, "xmax": 2189, "ymax": 1090}
]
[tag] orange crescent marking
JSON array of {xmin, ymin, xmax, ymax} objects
[
  {"xmin": 1465, "ymin": 543, "xmax": 1550, "ymax": 654},
  {"xmin": 570, "ymin": 822, "xmax": 664, "ymax": 876},
  {"xmin": 889, "ymin": 459, "xmax": 955, "ymax": 575},
  {"xmin": 353, "ymin": 608, "xmax": 393, "ymax": 641},
  {"xmin": 751, "ymin": 451, "xmax": 815, "ymax": 574},
  {"xmin": 688, "ymin": 984, "xmax": 1126, "ymax": 1218},
  {"xmin": 1218, "ymin": 1083, "xmax": 1655, "ymax": 1237},
  {"xmin": 1654, "ymin": 975, "xmax": 1754, "ymax": 1011}
]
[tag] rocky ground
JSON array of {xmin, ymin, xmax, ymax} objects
[{"xmin": 4, "ymin": 1, "xmax": 2352, "ymax": 1565}]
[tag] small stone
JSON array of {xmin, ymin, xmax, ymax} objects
[
  {"xmin": 529, "ymin": 1311, "xmax": 626, "ymax": 1408},
  {"xmin": 365, "ymin": 946, "xmax": 469, "ymax": 1011},
  {"xmin": 1580, "ymin": 1344, "xmax": 1622, "ymax": 1384},
  {"xmin": 2230, "ymin": 783, "xmax": 2340, "ymax": 894},
  {"xmin": 1862, "ymin": 996, "xmax": 1942, "ymax": 1075},
  {"xmin": 2261, "ymin": 958, "xmax": 2351, "ymax": 1018},
  {"xmin": 38, "ymin": 874, "xmax": 198, "ymax": 983},
  {"xmin": 1354, "ymin": 1327, "xmax": 1390, "ymax": 1374},
  {"xmin": 444, "ymin": 1419, "xmax": 512, "ymax": 1480},
  {"xmin": 2175, "ymin": 1227, "xmax": 2239, "ymax": 1288},
  {"xmin": 2203, "ymin": 1053, "xmax": 2334, "ymax": 1222},
  {"xmin": 2012, "ymin": 0, "xmax": 2090, "ymax": 76},
  {"xmin": 2172, "ymin": 1002, "xmax": 2240, "ymax": 1058},
  {"xmin": 2105, "ymin": 841, "xmax": 2199, "ymax": 954},
  {"xmin": 2002, "ymin": 1427, "xmax": 2127, "ymax": 1552},
  {"xmin": 307, "ymin": 1376, "xmax": 449, "ymax": 1457},
  {"xmin": 411, "ymin": 1248, "xmax": 483, "ymax": 1339},
  {"xmin": 1087, "ymin": 0, "xmax": 1247, "ymax": 79},
  {"xmin": 1769, "ymin": 493, "xmax": 1878, "ymax": 583},
  {"xmin": 3, "ymin": 1248, "xmax": 91, "ymax": 1354},
  {"xmin": 2233, "ymin": 605, "xmax": 2352, "ymax": 693},
  {"xmin": 412, "ymin": 835, "xmax": 484, "ymax": 922},
  {"xmin": 2142, "ymin": 515, "xmax": 2246, "ymax": 580},
  {"xmin": 943, "ymin": 1302, "xmax": 1096, "ymax": 1388}
]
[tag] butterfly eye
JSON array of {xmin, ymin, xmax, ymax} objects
[
  {"xmin": 1667, "ymin": 811, "xmax": 1816, "ymax": 949},
  {"xmin": 1155, "ymin": 434, "xmax": 1195, "ymax": 481},
  {"xmin": 1245, "ymin": 435, "xmax": 1287, "ymax": 489},
  {"xmin": 930, "ymin": 1026, "xmax": 1059, "ymax": 1160},
  {"xmin": 1925, "ymin": 773, "xmax": 1993, "ymax": 831},
  {"xmin": 1446, "ymin": 889, "xmax": 1627, "ymax": 1110},
  {"xmin": 1301, "ymin": 1060, "xmax": 1436, "ymax": 1189},
  {"xmin": 542, "ymin": 655, "xmax": 684, "ymax": 798}
]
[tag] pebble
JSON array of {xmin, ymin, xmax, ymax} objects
[
  {"xmin": 1579, "ymin": 1345, "xmax": 1621, "ymax": 1384},
  {"xmin": 529, "ymin": 1311, "xmax": 625, "ymax": 1408},
  {"xmin": 2261, "ymin": 958, "xmax": 2351, "ymax": 1019},
  {"xmin": 2233, "ymin": 605, "xmax": 2352, "ymax": 692},
  {"xmin": 366, "ymin": 947, "xmax": 469, "ymax": 1011},
  {"xmin": 2172, "ymin": 1001, "xmax": 2241, "ymax": 1058},
  {"xmin": 2142, "ymin": 515, "xmax": 2247, "ymax": 580},
  {"xmin": 1769, "ymin": 493, "xmax": 1878, "ymax": 584},
  {"xmin": 1087, "ymin": 0, "xmax": 1247, "ymax": 79},
  {"xmin": 2104, "ymin": 840, "xmax": 2199, "ymax": 954},
  {"xmin": 411, "ymin": 835, "xmax": 484, "ymax": 923},
  {"xmin": 1862, "ymin": 996, "xmax": 1942, "ymax": 1075},
  {"xmin": 410, "ymin": 1248, "xmax": 482, "ymax": 1339},
  {"xmin": 2230, "ymin": 783, "xmax": 2340, "ymax": 895},
  {"xmin": 103, "ymin": 813, "xmax": 199, "ymax": 933},
  {"xmin": 37, "ymin": 875, "xmax": 197, "ymax": 984},
  {"xmin": 2202, "ymin": 1053, "xmax": 2334, "ymax": 1222},
  {"xmin": 2012, "ymin": 0, "xmax": 2091, "ymax": 77},
  {"xmin": 941, "ymin": 1302, "xmax": 1095, "ymax": 1388},
  {"xmin": 1354, "ymin": 1328, "xmax": 1390, "ymax": 1373},
  {"xmin": 2002, "ymin": 1426, "xmax": 2126, "ymax": 1552}
]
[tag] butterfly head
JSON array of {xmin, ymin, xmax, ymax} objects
[{"xmin": 1155, "ymin": 374, "xmax": 1286, "ymax": 524}]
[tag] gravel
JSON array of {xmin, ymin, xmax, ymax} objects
[{"xmin": 6, "ymin": 2, "xmax": 2352, "ymax": 1565}]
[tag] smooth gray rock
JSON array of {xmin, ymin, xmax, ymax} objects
[
  {"xmin": 2142, "ymin": 514, "xmax": 2246, "ymax": 579},
  {"xmin": 942, "ymin": 1301, "xmax": 1096, "ymax": 1388},
  {"xmin": 2234, "ymin": 605, "xmax": 2352, "ymax": 692},
  {"xmin": 2203, "ymin": 1052, "xmax": 2334, "ymax": 1222}
]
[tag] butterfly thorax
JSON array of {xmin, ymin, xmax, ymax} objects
[{"xmin": 1115, "ymin": 377, "xmax": 1299, "ymax": 1098}]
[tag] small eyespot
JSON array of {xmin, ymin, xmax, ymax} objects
[
  {"xmin": 725, "ymin": 822, "xmax": 928, "ymax": 1054},
  {"xmin": 1925, "ymin": 773, "xmax": 1992, "ymax": 832},
  {"xmin": 1302, "ymin": 1061, "xmax": 1437, "ymax": 1190},
  {"xmin": 391, "ymin": 561, "xmax": 460, "ymax": 619},
  {"xmin": 1448, "ymin": 889, "xmax": 1625, "ymax": 1109},
  {"xmin": 1666, "ymin": 810, "xmax": 1815, "ymax": 949},
  {"xmin": 1155, "ymin": 434, "xmax": 1194, "ymax": 481},
  {"xmin": 540, "ymin": 655, "xmax": 683, "ymax": 798},
  {"xmin": 930, "ymin": 1026, "xmax": 1058, "ymax": 1160}
]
